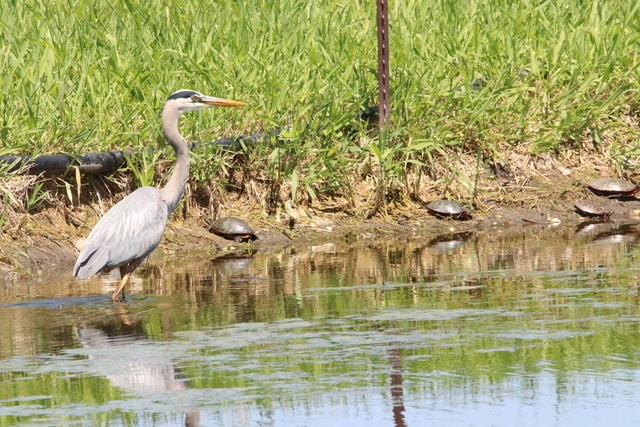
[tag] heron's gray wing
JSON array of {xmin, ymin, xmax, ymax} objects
[{"xmin": 74, "ymin": 187, "xmax": 169, "ymax": 279}]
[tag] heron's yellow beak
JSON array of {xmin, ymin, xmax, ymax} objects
[{"xmin": 200, "ymin": 96, "xmax": 246, "ymax": 107}]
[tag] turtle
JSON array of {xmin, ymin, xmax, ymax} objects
[
  {"xmin": 574, "ymin": 199, "xmax": 612, "ymax": 221},
  {"xmin": 427, "ymin": 200, "xmax": 472, "ymax": 220},
  {"xmin": 208, "ymin": 217, "xmax": 258, "ymax": 243},
  {"xmin": 587, "ymin": 178, "xmax": 638, "ymax": 197}
]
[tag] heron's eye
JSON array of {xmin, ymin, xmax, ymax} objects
[{"xmin": 190, "ymin": 95, "xmax": 198, "ymax": 102}]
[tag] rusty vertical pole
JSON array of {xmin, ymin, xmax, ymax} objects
[
  {"xmin": 369, "ymin": 0, "xmax": 390, "ymax": 217},
  {"xmin": 377, "ymin": 0, "xmax": 390, "ymax": 129}
]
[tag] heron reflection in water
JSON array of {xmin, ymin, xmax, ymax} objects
[
  {"xmin": 74, "ymin": 90, "xmax": 245, "ymax": 301},
  {"xmin": 77, "ymin": 320, "xmax": 200, "ymax": 427}
]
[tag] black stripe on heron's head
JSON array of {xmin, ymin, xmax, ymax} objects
[{"xmin": 167, "ymin": 90, "xmax": 200, "ymax": 101}]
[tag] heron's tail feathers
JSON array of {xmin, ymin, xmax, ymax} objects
[{"xmin": 73, "ymin": 247, "xmax": 108, "ymax": 280}]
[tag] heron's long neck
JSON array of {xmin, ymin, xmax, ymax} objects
[{"xmin": 161, "ymin": 108, "xmax": 190, "ymax": 214}]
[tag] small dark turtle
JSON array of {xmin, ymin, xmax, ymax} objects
[
  {"xmin": 427, "ymin": 200, "xmax": 472, "ymax": 220},
  {"xmin": 208, "ymin": 217, "xmax": 258, "ymax": 243},
  {"xmin": 574, "ymin": 200, "xmax": 612, "ymax": 221},
  {"xmin": 588, "ymin": 177, "xmax": 638, "ymax": 197}
]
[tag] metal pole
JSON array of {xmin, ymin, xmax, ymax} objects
[
  {"xmin": 369, "ymin": 0, "xmax": 391, "ymax": 217},
  {"xmin": 377, "ymin": 0, "xmax": 390, "ymax": 129}
]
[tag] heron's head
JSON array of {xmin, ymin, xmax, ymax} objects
[{"xmin": 165, "ymin": 89, "xmax": 246, "ymax": 114}]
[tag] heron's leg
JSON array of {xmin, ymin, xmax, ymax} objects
[
  {"xmin": 113, "ymin": 257, "xmax": 146, "ymax": 302},
  {"xmin": 112, "ymin": 271, "xmax": 131, "ymax": 302}
]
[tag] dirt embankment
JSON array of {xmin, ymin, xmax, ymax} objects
[{"xmin": 2, "ymin": 149, "xmax": 640, "ymax": 284}]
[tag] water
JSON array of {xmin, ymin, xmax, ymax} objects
[{"xmin": 2, "ymin": 222, "xmax": 640, "ymax": 426}]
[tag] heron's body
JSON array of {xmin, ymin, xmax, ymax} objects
[
  {"xmin": 73, "ymin": 89, "xmax": 245, "ymax": 301},
  {"xmin": 73, "ymin": 186, "xmax": 168, "ymax": 280}
]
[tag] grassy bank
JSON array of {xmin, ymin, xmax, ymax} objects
[{"xmin": 1, "ymin": 0, "xmax": 640, "ymax": 220}]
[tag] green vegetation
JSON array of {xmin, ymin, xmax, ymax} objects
[{"xmin": 1, "ymin": 0, "xmax": 640, "ymax": 214}]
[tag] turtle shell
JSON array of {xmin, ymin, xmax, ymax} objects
[
  {"xmin": 209, "ymin": 217, "xmax": 257, "ymax": 242},
  {"xmin": 588, "ymin": 178, "xmax": 638, "ymax": 196},
  {"xmin": 427, "ymin": 200, "xmax": 471, "ymax": 220},
  {"xmin": 574, "ymin": 200, "xmax": 611, "ymax": 220}
]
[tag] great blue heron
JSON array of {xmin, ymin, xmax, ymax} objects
[{"xmin": 74, "ymin": 89, "xmax": 245, "ymax": 301}]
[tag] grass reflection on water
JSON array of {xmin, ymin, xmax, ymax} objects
[{"xmin": 2, "ymin": 226, "xmax": 640, "ymax": 425}]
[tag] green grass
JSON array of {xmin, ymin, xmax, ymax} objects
[{"xmin": 1, "ymin": 0, "xmax": 640, "ymax": 212}]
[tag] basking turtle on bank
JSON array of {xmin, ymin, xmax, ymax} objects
[
  {"xmin": 587, "ymin": 178, "xmax": 638, "ymax": 197},
  {"xmin": 574, "ymin": 200, "xmax": 612, "ymax": 221},
  {"xmin": 427, "ymin": 200, "xmax": 472, "ymax": 220},
  {"xmin": 207, "ymin": 217, "xmax": 258, "ymax": 243}
]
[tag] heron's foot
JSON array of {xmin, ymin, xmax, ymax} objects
[{"xmin": 111, "ymin": 292, "xmax": 126, "ymax": 303}]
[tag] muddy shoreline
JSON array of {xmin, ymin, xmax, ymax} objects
[{"xmin": 3, "ymin": 156, "xmax": 640, "ymax": 285}]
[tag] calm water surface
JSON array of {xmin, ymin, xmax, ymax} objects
[{"xmin": 2, "ymin": 223, "xmax": 640, "ymax": 426}]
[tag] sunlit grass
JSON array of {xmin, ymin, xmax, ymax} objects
[{"xmin": 1, "ymin": 0, "xmax": 639, "ymax": 211}]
